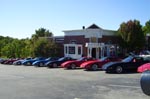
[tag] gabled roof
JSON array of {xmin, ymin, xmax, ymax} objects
[{"xmin": 87, "ymin": 24, "xmax": 101, "ymax": 29}]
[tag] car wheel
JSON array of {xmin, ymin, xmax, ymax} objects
[
  {"xmin": 70, "ymin": 64, "xmax": 76, "ymax": 69},
  {"xmin": 9, "ymin": 62, "xmax": 13, "ymax": 65},
  {"xmin": 91, "ymin": 64, "xmax": 98, "ymax": 71},
  {"xmin": 27, "ymin": 62, "xmax": 31, "ymax": 66},
  {"xmin": 115, "ymin": 66, "xmax": 123, "ymax": 73},
  {"xmin": 39, "ymin": 63, "xmax": 44, "ymax": 67},
  {"xmin": 53, "ymin": 63, "xmax": 58, "ymax": 68}
]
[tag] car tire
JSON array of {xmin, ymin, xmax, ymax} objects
[
  {"xmin": 53, "ymin": 63, "xmax": 58, "ymax": 68},
  {"xmin": 39, "ymin": 63, "xmax": 44, "ymax": 67},
  {"xmin": 27, "ymin": 62, "xmax": 31, "ymax": 66},
  {"xmin": 140, "ymin": 70, "xmax": 150, "ymax": 96},
  {"xmin": 115, "ymin": 66, "xmax": 123, "ymax": 73},
  {"xmin": 70, "ymin": 64, "xmax": 76, "ymax": 69},
  {"xmin": 91, "ymin": 64, "xmax": 98, "ymax": 71}
]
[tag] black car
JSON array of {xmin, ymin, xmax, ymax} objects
[
  {"xmin": 45, "ymin": 57, "xmax": 74, "ymax": 68},
  {"xmin": 102, "ymin": 55, "xmax": 150, "ymax": 73}
]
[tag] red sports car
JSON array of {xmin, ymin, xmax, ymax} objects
[
  {"xmin": 137, "ymin": 63, "xmax": 150, "ymax": 73},
  {"xmin": 61, "ymin": 57, "xmax": 94, "ymax": 69},
  {"xmin": 80, "ymin": 57, "xmax": 120, "ymax": 71}
]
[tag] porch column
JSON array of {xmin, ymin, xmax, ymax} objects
[{"xmin": 96, "ymin": 48, "xmax": 99, "ymax": 59}]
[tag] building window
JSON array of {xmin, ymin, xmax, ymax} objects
[
  {"xmin": 69, "ymin": 46, "xmax": 75, "ymax": 54},
  {"xmin": 78, "ymin": 46, "xmax": 81, "ymax": 55},
  {"xmin": 90, "ymin": 37, "xmax": 97, "ymax": 43},
  {"xmin": 70, "ymin": 40, "xmax": 77, "ymax": 44}
]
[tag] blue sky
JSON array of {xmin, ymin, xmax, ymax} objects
[{"xmin": 0, "ymin": 0, "xmax": 149, "ymax": 39}]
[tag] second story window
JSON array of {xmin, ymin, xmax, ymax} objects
[{"xmin": 90, "ymin": 37, "xmax": 98, "ymax": 43}]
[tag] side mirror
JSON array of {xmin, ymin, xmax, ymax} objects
[{"xmin": 140, "ymin": 70, "xmax": 150, "ymax": 96}]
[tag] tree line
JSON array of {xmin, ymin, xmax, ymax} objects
[
  {"xmin": 0, "ymin": 19, "xmax": 150, "ymax": 58},
  {"xmin": 0, "ymin": 28, "xmax": 60, "ymax": 58}
]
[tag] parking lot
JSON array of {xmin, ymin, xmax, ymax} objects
[{"xmin": 0, "ymin": 64, "xmax": 149, "ymax": 99}]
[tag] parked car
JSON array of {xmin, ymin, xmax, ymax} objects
[
  {"xmin": 61, "ymin": 57, "xmax": 94, "ymax": 69},
  {"xmin": 137, "ymin": 63, "xmax": 150, "ymax": 73},
  {"xmin": 80, "ymin": 57, "xmax": 120, "ymax": 71},
  {"xmin": 45, "ymin": 57, "xmax": 74, "ymax": 68},
  {"xmin": 13, "ymin": 58, "xmax": 32, "ymax": 65},
  {"xmin": 0, "ymin": 59, "xmax": 9, "ymax": 64},
  {"xmin": 32, "ymin": 57, "xmax": 59, "ymax": 67},
  {"xmin": 102, "ymin": 55, "xmax": 150, "ymax": 73},
  {"xmin": 3, "ymin": 58, "xmax": 19, "ymax": 65},
  {"xmin": 22, "ymin": 57, "xmax": 45, "ymax": 66}
]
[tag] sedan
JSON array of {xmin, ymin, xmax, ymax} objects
[
  {"xmin": 61, "ymin": 57, "xmax": 94, "ymax": 69},
  {"xmin": 102, "ymin": 55, "xmax": 150, "ymax": 73},
  {"xmin": 80, "ymin": 57, "xmax": 120, "ymax": 71},
  {"xmin": 45, "ymin": 57, "xmax": 74, "ymax": 68},
  {"xmin": 137, "ymin": 63, "xmax": 150, "ymax": 73}
]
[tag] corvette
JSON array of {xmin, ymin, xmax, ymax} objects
[
  {"xmin": 80, "ymin": 57, "xmax": 120, "ymax": 71},
  {"xmin": 61, "ymin": 57, "xmax": 94, "ymax": 69},
  {"xmin": 32, "ymin": 57, "xmax": 59, "ymax": 67},
  {"xmin": 137, "ymin": 63, "xmax": 150, "ymax": 73},
  {"xmin": 102, "ymin": 55, "xmax": 150, "ymax": 73},
  {"xmin": 45, "ymin": 57, "xmax": 74, "ymax": 68}
]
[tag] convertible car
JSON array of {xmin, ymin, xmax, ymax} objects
[
  {"xmin": 45, "ymin": 57, "xmax": 74, "ymax": 68},
  {"xmin": 137, "ymin": 63, "xmax": 150, "ymax": 73},
  {"xmin": 102, "ymin": 55, "xmax": 150, "ymax": 73},
  {"xmin": 80, "ymin": 57, "xmax": 120, "ymax": 71},
  {"xmin": 61, "ymin": 57, "xmax": 94, "ymax": 69}
]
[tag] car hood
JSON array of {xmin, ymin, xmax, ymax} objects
[
  {"xmin": 81, "ymin": 60, "xmax": 100, "ymax": 67},
  {"xmin": 61, "ymin": 60, "xmax": 76, "ymax": 66},
  {"xmin": 45, "ymin": 60, "xmax": 59, "ymax": 65},
  {"xmin": 102, "ymin": 61, "xmax": 122, "ymax": 70}
]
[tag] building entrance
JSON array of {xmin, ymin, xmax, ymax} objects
[{"xmin": 92, "ymin": 48, "xmax": 96, "ymax": 58}]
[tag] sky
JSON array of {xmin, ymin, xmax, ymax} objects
[{"xmin": 0, "ymin": 0, "xmax": 149, "ymax": 39}]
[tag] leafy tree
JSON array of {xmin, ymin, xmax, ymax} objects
[
  {"xmin": 118, "ymin": 20, "xmax": 145, "ymax": 53},
  {"xmin": 33, "ymin": 38, "xmax": 59, "ymax": 57},
  {"xmin": 143, "ymin": 20, "xmax": 150, "ymax": 35},
  {"xmin": 34, "ymin": 28, "xmax": 53, "ymax": 37}
]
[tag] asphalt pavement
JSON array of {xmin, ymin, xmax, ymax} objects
[{"xmin": 0, "ymin": 64, "xmax": 149, "ymax": 99}]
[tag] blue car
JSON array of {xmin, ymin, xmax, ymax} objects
[
  {"xmin": 22, "ymin": 57, "xmax": 45, "ymax": 66},
  {"xmin": 13, "ymin": 58, "xmax": 32, "ymax": 65},
  {"xmin": 32, "ymin": 57, "xmax": 59, "ymax": 67}
]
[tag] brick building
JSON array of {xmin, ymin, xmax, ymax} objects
[{"xmin": 63, "ymin": 24, "xmax": 120, "ymax": 59}]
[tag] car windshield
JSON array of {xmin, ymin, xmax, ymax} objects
[
  {"xmin": 58, "ymin": 57, "xmax": 65, "ymax": 61},
  {"xmin": 122, "ymin": 56, "xmax": 134, "ymax": 62},
  {"xmin": 100, "ymin": 57, "xmax": 108, "ymax": 61},
  {"xmin": 45, "ymin": 58, "xmax": 51, "ymax": 61},
  {"xmin": 77, "ymin": 57, "xmax": 85, "ymax": 61}
]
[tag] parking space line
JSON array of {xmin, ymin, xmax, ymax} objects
[{"xmin": 108, "ymin": 84, "xmax": 141, "ymax": 89}]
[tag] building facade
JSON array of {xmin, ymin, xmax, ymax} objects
[{"xmin": 63, "ymin": 24, "xmax": 120, "ymax": 59}]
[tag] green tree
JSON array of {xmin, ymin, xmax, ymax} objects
[
  {"xmin": 118, "ymin": 20, "xmax": 145, "ymax": 53},
  {"xmin": 143, "ymin": 20, "xmax": 150, "ymax": 35},
  {"xmin": 34, "ymin": 28, "xmax": 53, "ymax": 37},
  {"xmin": 33, "ymin": 38, "xmax": 59, "ymax": 57}
]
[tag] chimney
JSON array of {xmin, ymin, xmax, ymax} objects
[{"xmin": 82, "ymin": 26, "xmax": 85, "ymax": 29}]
